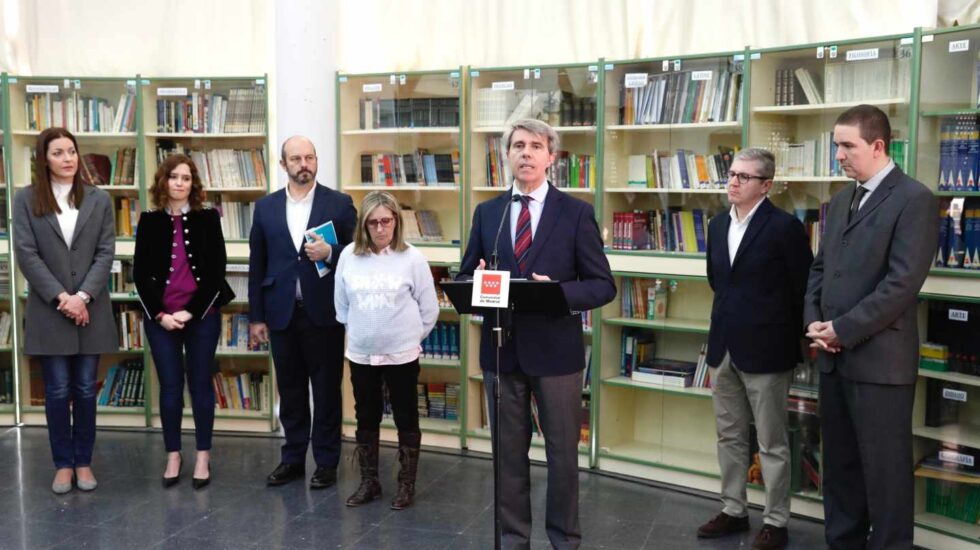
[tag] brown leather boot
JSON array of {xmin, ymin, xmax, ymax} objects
[
  {"xmin": 345, "ymin": 430, "xmax": 381, "ymax": 507},
  {"xmin": 390, "ymin": 431, "xmax": 421, "ymax": 510}
]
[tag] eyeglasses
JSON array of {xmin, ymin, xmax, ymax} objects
[
  {"xmin": 366, "ymin": 217, "xmax": 394, "ymax": 229},
  {"xmin": 727, "ymin": 171, "xmax": 770, "ymax": 185}
]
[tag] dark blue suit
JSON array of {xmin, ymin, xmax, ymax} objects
[
  {"xmin": 458, "ymin": 184, "xmax": 614, "ymax": 549},
  {"xmin": 706, "ymin": 198, "xmax": 813, "ymax": 372},
  {"xmin": 248, "ymin": 183, "xmax": 356, "ymax": 467}
]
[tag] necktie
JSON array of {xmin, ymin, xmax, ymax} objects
[
  {"xmin": 848, "ymin": 185, "xmax": 868, "ymax": 223},
  {"xmin": 514, "ymin": 196, "xmax": 533, "ymax": 275}
]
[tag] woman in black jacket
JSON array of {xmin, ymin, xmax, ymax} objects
[{"xmin": 135, "ymin": 154, "xmax": 234, "ymax": 489}]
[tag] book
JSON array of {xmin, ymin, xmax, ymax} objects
[{"xmin": 305, "ymin": 220, "xmax": 338, "ymax": 277}]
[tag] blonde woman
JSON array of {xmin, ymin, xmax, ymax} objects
[{"xmin": 334, "ymin": 191, "xmax": 438, "ymax": 509}]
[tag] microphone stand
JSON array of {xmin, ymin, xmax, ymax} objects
[{"xmin": 488, "ymin": 194, "xmax": 518, "ymax": 550}]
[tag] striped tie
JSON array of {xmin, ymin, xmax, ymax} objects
[{"xmin": 514, "ymin": 195, "xmax": 532, "ymax": 275}]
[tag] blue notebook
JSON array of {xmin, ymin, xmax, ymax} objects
[{"xmin": 306, "ymin": 221, "xmax": 338, "ymax": 277}]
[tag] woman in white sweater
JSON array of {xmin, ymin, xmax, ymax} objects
[{"xmin": 335, "ymin": 191, "xmax": 438, "ymax": 510}]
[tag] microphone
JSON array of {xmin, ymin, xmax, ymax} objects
[{"xmin": 490, "ymin": 194, "xmax": 521, "ymax": 270}]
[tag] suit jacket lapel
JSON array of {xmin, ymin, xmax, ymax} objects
[
  {"xmin": 845, "ymin": 171, "xmax": 897, "ymax": 232},
  {"xmin": 307, "ymin": 184, "xmax": 327, "ymax": 230},
  {"xmin": 731, "ymin": 199, "xmax": 773, "ymax": 269},
  {"xmin": 716, "ymin": 213, "xmax": 732, "ymax": 276},
  {"xmin": 44, "ymin": 212, "xmax": 66, "ymax": 245},
  {"xmin": 520, "ymin": 184, "xmax": 562, "ymax": 276},
  {"xmin": 70, "ymin": 185, "xmax": 97, "ymax": 245}
]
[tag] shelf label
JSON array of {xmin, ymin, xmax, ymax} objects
[
  {"xmin": 7, "ymin": 77, "xmax": 15, "ymax": 83},
  {"xmin": 691, "ymin": 70, "xmax": 712, "ymax": 81},
  {"xmin": 338, "ymin": 76, "xmax": 348, "ymax": 83},
  {"xmin": 923, "ymin": 34, "xmax": 935, "ymax": 43},
  {"xmin": 533, "ymin": 68, "xmax": 541, "ymax": 79},
  {"xmin": 389, "ymin": 74, "xmax": 396, "ymax": 85},
  {"xmin": 604, "ymin": 63, "xmax": 614, "ymax": 71},
  {"xmin": 450, "ymin": 71, "xmax": 460, "ymax": 78},
  {"xmin": 523, "ymin": 68, "xmax": 530, "ymax": 79},
  {"xmin": 111, "ymin": 260, "xmax": 122, "ymax": 273},
  {"xmin": 901, "ymin": 37, "xmax": 914, "ymax": 45},
  {"xmin": 470, "ymin": 70, "xmax": 480, "ymax": 77},
  {"xmin": 940, "ymin": 450, "xmax": 975, "ymax": 467},
  {"xmin": 204, "ymin": 79, "xmax": 211, "ymax": 90},
  {"xmin": 399, "ymin": 74, "xmax": 406, "ymax": 85},
  {"xmin": 733, "ymin": 54, "xmax": 745, "ymax": 61},
  {"xmin": 63, "ymin": 78, "xmax": 70, "ymax": 88},
  {"xmin": 141, "ymin": 79, "xmax": 150, "ymax": 85},
  {"xmin": 750, "ymin": 53, "xmax": 761, "ymax": 60},
  {"xmin": 73, "ymin": 79, "xmax": 80, "ymax": 89},
  {"xmin": 829, "ymin": 45, "xmax": 838, "ymax": 58},
  {"xmin": 942, "ymin": 388, "xmax": 968, "ymax": 402},
  {"xmin": 157, "ymin": 87, "xmax": 188, "ymax": 96},
  {"xmin": 362, "ymin": 83, "xmax": 383, "ymax": 93},
  {"xmin": 194, "ymin": 79, "xmax": 201, "ymax": 89},
  {"xmin": 949, "ymin": 39, "xmax": 970, "ymax": 53},
  {"xmin": 662, "ymin": 60, "xmax": 669, "ymax": 71},
  {"xmin": 492, "ymin": 81, "xmax": 515, "ymax": 91},
  {"xmin": 817, "ymin": 46, "xmax": 824, "ymax": 59},
  {"xmin": 125, "ymin": 79, "xmax": 136, "ymax": 87},
  {"xmin": 26, "ymin": 84, "xmax": 58, "ymax": 93},
  {"xmin": 227, "ymin": 264, "xmax": 249, "ymax": 273},
  {"xmin": 673, "ymin": 59, "xmax": 681, "ymax": 71},
  {"xmin": 255, "ymin": 78, "xmax": 265, "ymax": 85},
  {"xmin": 949, "ymin": 308, "xmax": 969, "ymax": 322},
  {"xmin": 846, "ymin": 48, "xmax": 879, "ymax": 61},
  {"xmin": 587, "ymin": 65, "xmax": 598, "ymax": 72},
  {"xmin": 624, "ymin": 73, "xmax": 648, "ymax": 88}
]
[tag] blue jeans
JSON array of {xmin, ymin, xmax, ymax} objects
[
  {"xmin": 40, "ymin": 354, "xmax": 99, "ymax": 469},
  {"xmin": 144, "ymin": 313, "xmax": 220, "ymax": 452}
]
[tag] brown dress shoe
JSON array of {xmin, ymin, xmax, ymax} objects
[
  {"xmin": 752, "ymin": 524, "xmax": 788, "ymax": 550},
  {"xmin": 697, "ymin": 512, "xmax": 750, "ymax": 538}
]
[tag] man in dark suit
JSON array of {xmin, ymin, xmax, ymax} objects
[
  {"xmin": 248, "ymin": 135, "xmax": 356, "ymax": 489},
  {"xmin": 698, "ymin": 148, "xmax": 812, "ymax": 550},
  {"xmin": 805, "ymin": 105, "xmax": 938, "ymax": 549},
  {"xmin": 458, "ymin": 119, "xmax": 616, "ymax": 549}
]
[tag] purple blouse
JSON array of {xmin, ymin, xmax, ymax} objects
[{"xmin": 161, "ymin": 214, "xmax": 197, "ymax": 314}]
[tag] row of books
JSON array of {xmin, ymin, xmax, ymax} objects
[
  {"xmin": 358, "ymin": 151, "xmax": 460, "ymax": 186},
  {"xmin": 626, "ymin": 148, "xmax": 734, "ymax": 189},
  {"xmin": 108, "ymin": 262, "xmax": 135, "ymax": 294},
  {"xmin": 114, "ymin": 197, "xmax": 140, "ymax": 237},
  {"xmin": 97, "ymin": 360, "xmax": 145, "ymax": 407},
  {"xmin": 114, "ymin": 306, "xmax": 143, "ymax": 350},
  {"xmin": 557, "ymin": 96, "xmax": 597, "ymax": 127},
  {"xmin": 358, "ymin": 97, "xmax": 460, "ymax": 129},
  {"xmin": 0, "ymin": 369, "xmax": 11, "ymax": 404},
  {"xmin": 477, "ymin": 390, "xmax": 590, "ymax": 444},
  {"xmin": 773, "ymin": 68, "xmax": 823, "ymax": 106},
  {"xmin": 0, "ymin": 260, "xmax": 8, "ymax": 297},
  {"xmin": 156, "ymin": 142, "xmax": 268, "ymax": 189},
  {"xmin": 155, "ymin": 88, "xmax": 266, "ymax": 133},
  {"xmin": 212, "ymin": 199, "xmax": 254, "ymax": 240},
  {"xmin": 421, "ymin": 322, "xmax": 460, "ymax": 360},
  {"xmin": 548, "ymin": 152, "xmax": 596, "ymax": 189},
  {"xmin": 218, "ymin": 313, "xmax": 269, "ymax": 352},
  {"xmin": 415, "ymin": 382, "xmax": 459, "ymax": 420},
  {"xmin": 80, "ymin": 149, "xmax": 137, "ymax": 186},
  {"xmin": 937, "ymin": 115, "xmax": 980, "ymax": 192},
  {"xmin": 823, "ymin": 47, "xmax": 912, "ymax": 104},
  {"xmin": 25, "ymin": 91, "xmax": 137, "ymax": 133},
  {"xmin": 924, "ymin": 301, "xmax": 980, "ymax": 375},
  {"xmin": 0, "ymin": 311, "xmax": 13, "ymax": 347},
  {"xmin": 610, "ymin": 209, "xmax": 711, "ymax": 253},
  {"xmin": 213, "ymin": 371, "xmax": 267, "ymax": 411},
  {"xmin": 771, "ymin": 132, "xmax": 842, "ymax": 178},
  {"xmin": 937, "ymin": 197, "xmax": 980, "ymax": 270},
  {"xmin": 619, "ymin": 68, "xmax": 744, "ymax": 125},
  {"xmin": 226, "ymin": 270, "xmax": 248, "ymax": 303},
  {"xmin": 474, "ymin": 88, "xmax": 566, "ymax": 128},
  {"xmin": 619, "ymin": 277, "xmax": 669, "ymax": 320},
  {"xmin": 924, "ymin": 479, "xmax": 980, "ymax": 524},
  {"xmin": 400, "ymin": 207, "xmax": 444, "ymax": 242},
  {"xmin": 433, "ymin": 267, "xmax": 453, "ymax": 308}
]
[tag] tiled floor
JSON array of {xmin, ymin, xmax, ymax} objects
[{"xmin": 0, "ymin": 427, "xmax": 827, "ymax": 549}]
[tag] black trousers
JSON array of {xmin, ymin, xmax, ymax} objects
[
  {"xmin": 349, "ymin": 359, "xmax": 421, "ymax": 434},
  {"xmin": 269, "ymin": 303, "xmax": 345, "ymax": 467},
  {"xmin": 819, "ymin": 369, "xmax": 914, "ymax": 550}
]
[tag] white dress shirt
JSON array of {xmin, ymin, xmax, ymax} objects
[
  {"xmin": 52, "ymin": 182, "xmax": 79, "ymax": 248},
  {"xmin": 509, "ymin": 180, "xmax": 549, "ymax": 246},
  {"xmin": 727, "ymin": 196, "xmax": 767, "ymax": 266},
  {"xmin": 286, "ymin": 183, "xmax": 316, "ymax": 299},
  {"xmin": 855, "ymin": 160, "xmax": 894, "ymax": 210}
]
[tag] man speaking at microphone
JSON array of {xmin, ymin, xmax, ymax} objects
[{"xmin": 458, "ymin": 119, "xmax": 615, "ymax": 549}]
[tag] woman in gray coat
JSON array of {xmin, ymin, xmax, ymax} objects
[{"xmin": 13, "ymin": 127, "xmax": 118, "ymax": 494}]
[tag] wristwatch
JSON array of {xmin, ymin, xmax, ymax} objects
[{"xmin": 76, "ymin": 291, "xmax": 91, "ymax": 304}]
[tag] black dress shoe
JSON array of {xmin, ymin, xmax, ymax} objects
[
  {"xmin": 266, "ymin": 463, "xmax": 305, "ymax": 486},
  {"xmin": 193, "ymin": 463, "xmax": 211, "ymax": 490},
  {"xmin": 310, "ymin": 466, "xmax": 337, "ymax": 489},
  {"xmin": 162, "ymin": 453, "xmax": 183, "ymax": 489}
]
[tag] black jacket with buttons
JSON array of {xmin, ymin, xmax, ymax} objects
[{"xmin": 134, "ymin": 207, "xmax": 235, "ymax": 320}]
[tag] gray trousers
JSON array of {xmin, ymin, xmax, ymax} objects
[
  {"xmin": 484, "ymin": 369, "xmax": 582, "ymax": 550},
  {"xmin": 710, "ymin": 353, "xmax": 793, "ymax": 527}
]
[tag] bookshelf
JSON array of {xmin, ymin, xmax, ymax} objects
[
  {"xmin": 913, "ymin": 23, "xmax": 980, "ymax": 545},
  {"xmin": 336, "ymin": 70, "xmax": 464, "ymax": 265},
  {"xmin": 0, "ymin": 74, "xmax": 15, "ymax": 426}
]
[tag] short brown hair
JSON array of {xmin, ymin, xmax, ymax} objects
[
  {"xmin": 835, "ymin": 104, "xmax": 891, "ymax": 152},
  {"xmin": 150, "ymin": 154, "xmax": 206, "ymax": 210},
  {"xmin": 32, "ymin": 127, "xmax": 87, "ymax": 217},
  {"xmin": 353, "ymin": 191, "xmax": 407, "ymax": 255}
]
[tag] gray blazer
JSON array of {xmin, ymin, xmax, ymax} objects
[
  {"xmin": 13, "ymin": 184, "xmax": 119, "ymax": 355},
  {"xmin": 803, "ymin": 166, "xmax": 938, "ymax": 385}
]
